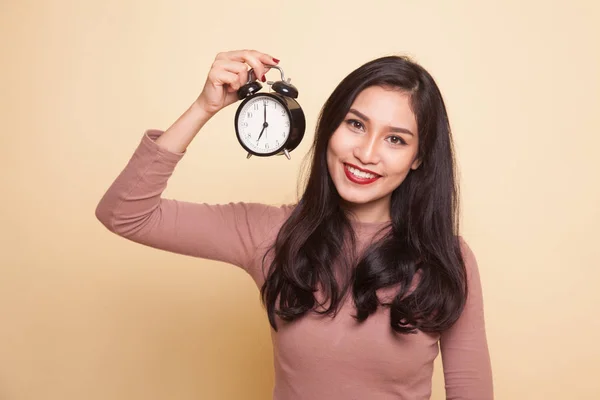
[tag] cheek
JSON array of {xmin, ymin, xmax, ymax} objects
[
  {"xmin": 382, "ymin": 152, "xmax": 417, "ymax": 180},
  {"xmin": 328, "ymin": 131, "xmax": 341, "ymax": 153},
  {"xmin": 329, "ymin": 129, "xmax": 355, "ymax": 158},
  {"xmin": 326, "ymin": 141, "xmax": 339, "ymax": 177},
  {"xmin": 327, "ymin": 131, "xmax": 344, "ymax": 163}
]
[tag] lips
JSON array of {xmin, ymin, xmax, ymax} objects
[{"xmin": 344, "ymin": 163, "xmax": 381, "ymax": 185}]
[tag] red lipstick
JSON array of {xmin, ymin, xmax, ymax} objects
[{"xmin": 343, "ymin": 163, "xmax": 381, "ymax": 185}]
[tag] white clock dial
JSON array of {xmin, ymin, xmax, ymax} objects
[{"xmin": 237, "ymin": 96, "xmax": 291, "ymax": 154}]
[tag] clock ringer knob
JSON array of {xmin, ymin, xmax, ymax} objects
[
  {"xmin": 271, "ymin": 80, "xmax": 299, "ymax": 99},
  {"xmin": 237, "ymin": 81, "xmax": 262, "ymax": 100}
]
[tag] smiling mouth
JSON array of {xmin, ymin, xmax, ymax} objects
[{"xmin": 344, "ymin": 163, "xmax": 381, "ymax": 185}]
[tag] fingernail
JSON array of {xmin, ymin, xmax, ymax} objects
[
  {"xmin": 261, "ymin": 75, "xmax": 266, "ymax": 82},
  {"xmin": 272, "ymin": 57, "xmax": 280, "ymax": 63}
]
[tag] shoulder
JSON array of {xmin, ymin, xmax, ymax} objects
[
  {"xmin": 232, "ymin": 202, "xmax": 297, "ymax": 247},
  {"xmin": 457, "ymin": 235, "xmax": 479, "ymax": 274},
  {"xmin": 237, "ymin": 202, "xmax": 296, "ymax": 280},
  {"xmin": 456, "ymin": 236, "xmax": 486, "ymax": 305}
]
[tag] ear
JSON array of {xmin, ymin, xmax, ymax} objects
[{"xmin": 411, "ymin": 157, "xmax": 422, "ymax": 170}]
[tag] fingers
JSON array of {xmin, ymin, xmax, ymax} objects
[
  {"xmin": 215, "ymin": 49, "xmax": 279, "ymax": 83},
  {"xmin": 207, "ymin": 68, "xmax": 241, "ymax": 91},
  {"xmin": 212, "ymin": 60, "xmax": 248, "ymax": 91}
]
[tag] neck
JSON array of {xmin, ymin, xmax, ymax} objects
[{"xmin": 342, "ymin": 197, "xmax": 391, "ymax": 224}]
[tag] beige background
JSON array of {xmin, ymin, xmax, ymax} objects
[{"xmin": 1, "ymin": 0, "xmax": 599, "ymax": 399}]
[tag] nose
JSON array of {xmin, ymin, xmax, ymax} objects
[{"xmin": 353, "ymin": 134, "xmax": 381, "ymax": 165}]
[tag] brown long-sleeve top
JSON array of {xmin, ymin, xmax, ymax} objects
[{"xmin": 95, "ymin": 130, "xmax": 494, "ymax": 399}]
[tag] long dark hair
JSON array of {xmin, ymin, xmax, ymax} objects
[{"xmin": 260, "ymin": 55, "xmax": 467, "ymax": 334}]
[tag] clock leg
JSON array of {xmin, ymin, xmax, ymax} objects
[
  {"xmin": 246, "ymin": 153, "xmax": 252, "ymax": 159},
  {"xmin": 283, "ymin": 149, "xmax": 291, "ymax": 160}
]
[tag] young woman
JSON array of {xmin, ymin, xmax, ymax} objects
[{"xmin": 96, "ymin": 49, "xmax": 493, "ymax": 399}]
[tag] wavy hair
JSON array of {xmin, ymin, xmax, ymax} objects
[{"xmin": 260, "ymin": 55, "xmax": 467, "ymax": 334}]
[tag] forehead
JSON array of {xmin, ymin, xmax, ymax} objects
[{"xmin": 350, "ymin": 86, "xmax": 417, "ymax": 132}]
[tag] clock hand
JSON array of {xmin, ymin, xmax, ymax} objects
[
  {"xmin": 264, "ymin": 101, "xmax": 270, "ymax": 140},
  {"xmin": 256, "ymin": 101, "xmax": 270, "ymax": 144},
  {"xmin": 257, "ymin": 125, "xmax": 265, "ymax": 143}
]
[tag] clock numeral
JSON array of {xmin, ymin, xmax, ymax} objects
[
  {"xmin": 281, "ymin": 110, "xmax": 286, "ymax": 116},
  {"xmin": 247, "ymin": 112, "xmax": 253, "ymax": 118},
  {"xmin": 275, "ymin": 140, "xmax": 279, "ymax": 146},
  {"xmin": 265, "ymin": 143, "xmax": 269, "ymax": 149},
  {"xmin": 254, "ymin": 103, "xmax": 259, "ymax": 110},
  {"xmin": 242, "ymin": 122, "xmax": 248, "ymax": 127},
  {"xmin": 285, "ymin": 121, "xmax": 290, "ymax": 127}
]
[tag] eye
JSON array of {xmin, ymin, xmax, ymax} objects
[
  {"xmin": 345, "ymin": 119, "xmax": 365, "ymax": 131},
  {"xmin": 386, "ymin": 135, "xmax": 407, "ymax": 146}
]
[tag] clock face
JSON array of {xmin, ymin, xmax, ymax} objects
[{"xmin": 236, "ymin": 95, "xmax": 291, "ymax": 155}]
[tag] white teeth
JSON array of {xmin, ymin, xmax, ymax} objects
[{"xmin": 347, "ymin": 165, "xmax": 376, "ymax": 179}]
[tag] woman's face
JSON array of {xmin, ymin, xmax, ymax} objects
[{"xmin": 326, "ymin": 86, "xmax": 421, "ymax": 223}]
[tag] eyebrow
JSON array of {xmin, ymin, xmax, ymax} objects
[{"xmin": 348, "ymin": 108, "xmax": 415, "ymax": 136}]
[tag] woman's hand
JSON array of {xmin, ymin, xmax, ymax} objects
[{"xmin": 195, "ymin": 49, "xmax": 279, "ymax": 116}]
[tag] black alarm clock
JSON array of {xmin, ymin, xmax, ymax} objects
[{"xmin": 234, "ymin": 65, "xmax": 305, "ymax": 159}]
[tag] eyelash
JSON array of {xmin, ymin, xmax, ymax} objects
[
  {"xmin": 387, "ymin": 135, "xmax": 406, "ymax": 146},
  {"xmin": 344, "ymin": 119, "xmax": 407, "ymax": 146},
  {"xmin": 345, "ymin": 119, "xmax": 365, "ymax": 131}
]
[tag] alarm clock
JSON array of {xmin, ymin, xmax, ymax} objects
[{"xmin": 234, "ymin": 65, "xmax": 306, "ymax": 159}]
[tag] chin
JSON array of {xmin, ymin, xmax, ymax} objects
[
  {"xmin": 332, "ymin": 171, "xmax": 398, "ymax": 215},
  {"xmin": 337, "ymin": 188, "xmax": 378, "ymax": 205},
  {"xmin": 333, "ymin": 175, "xmax": 386, "ymax": 206}
]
